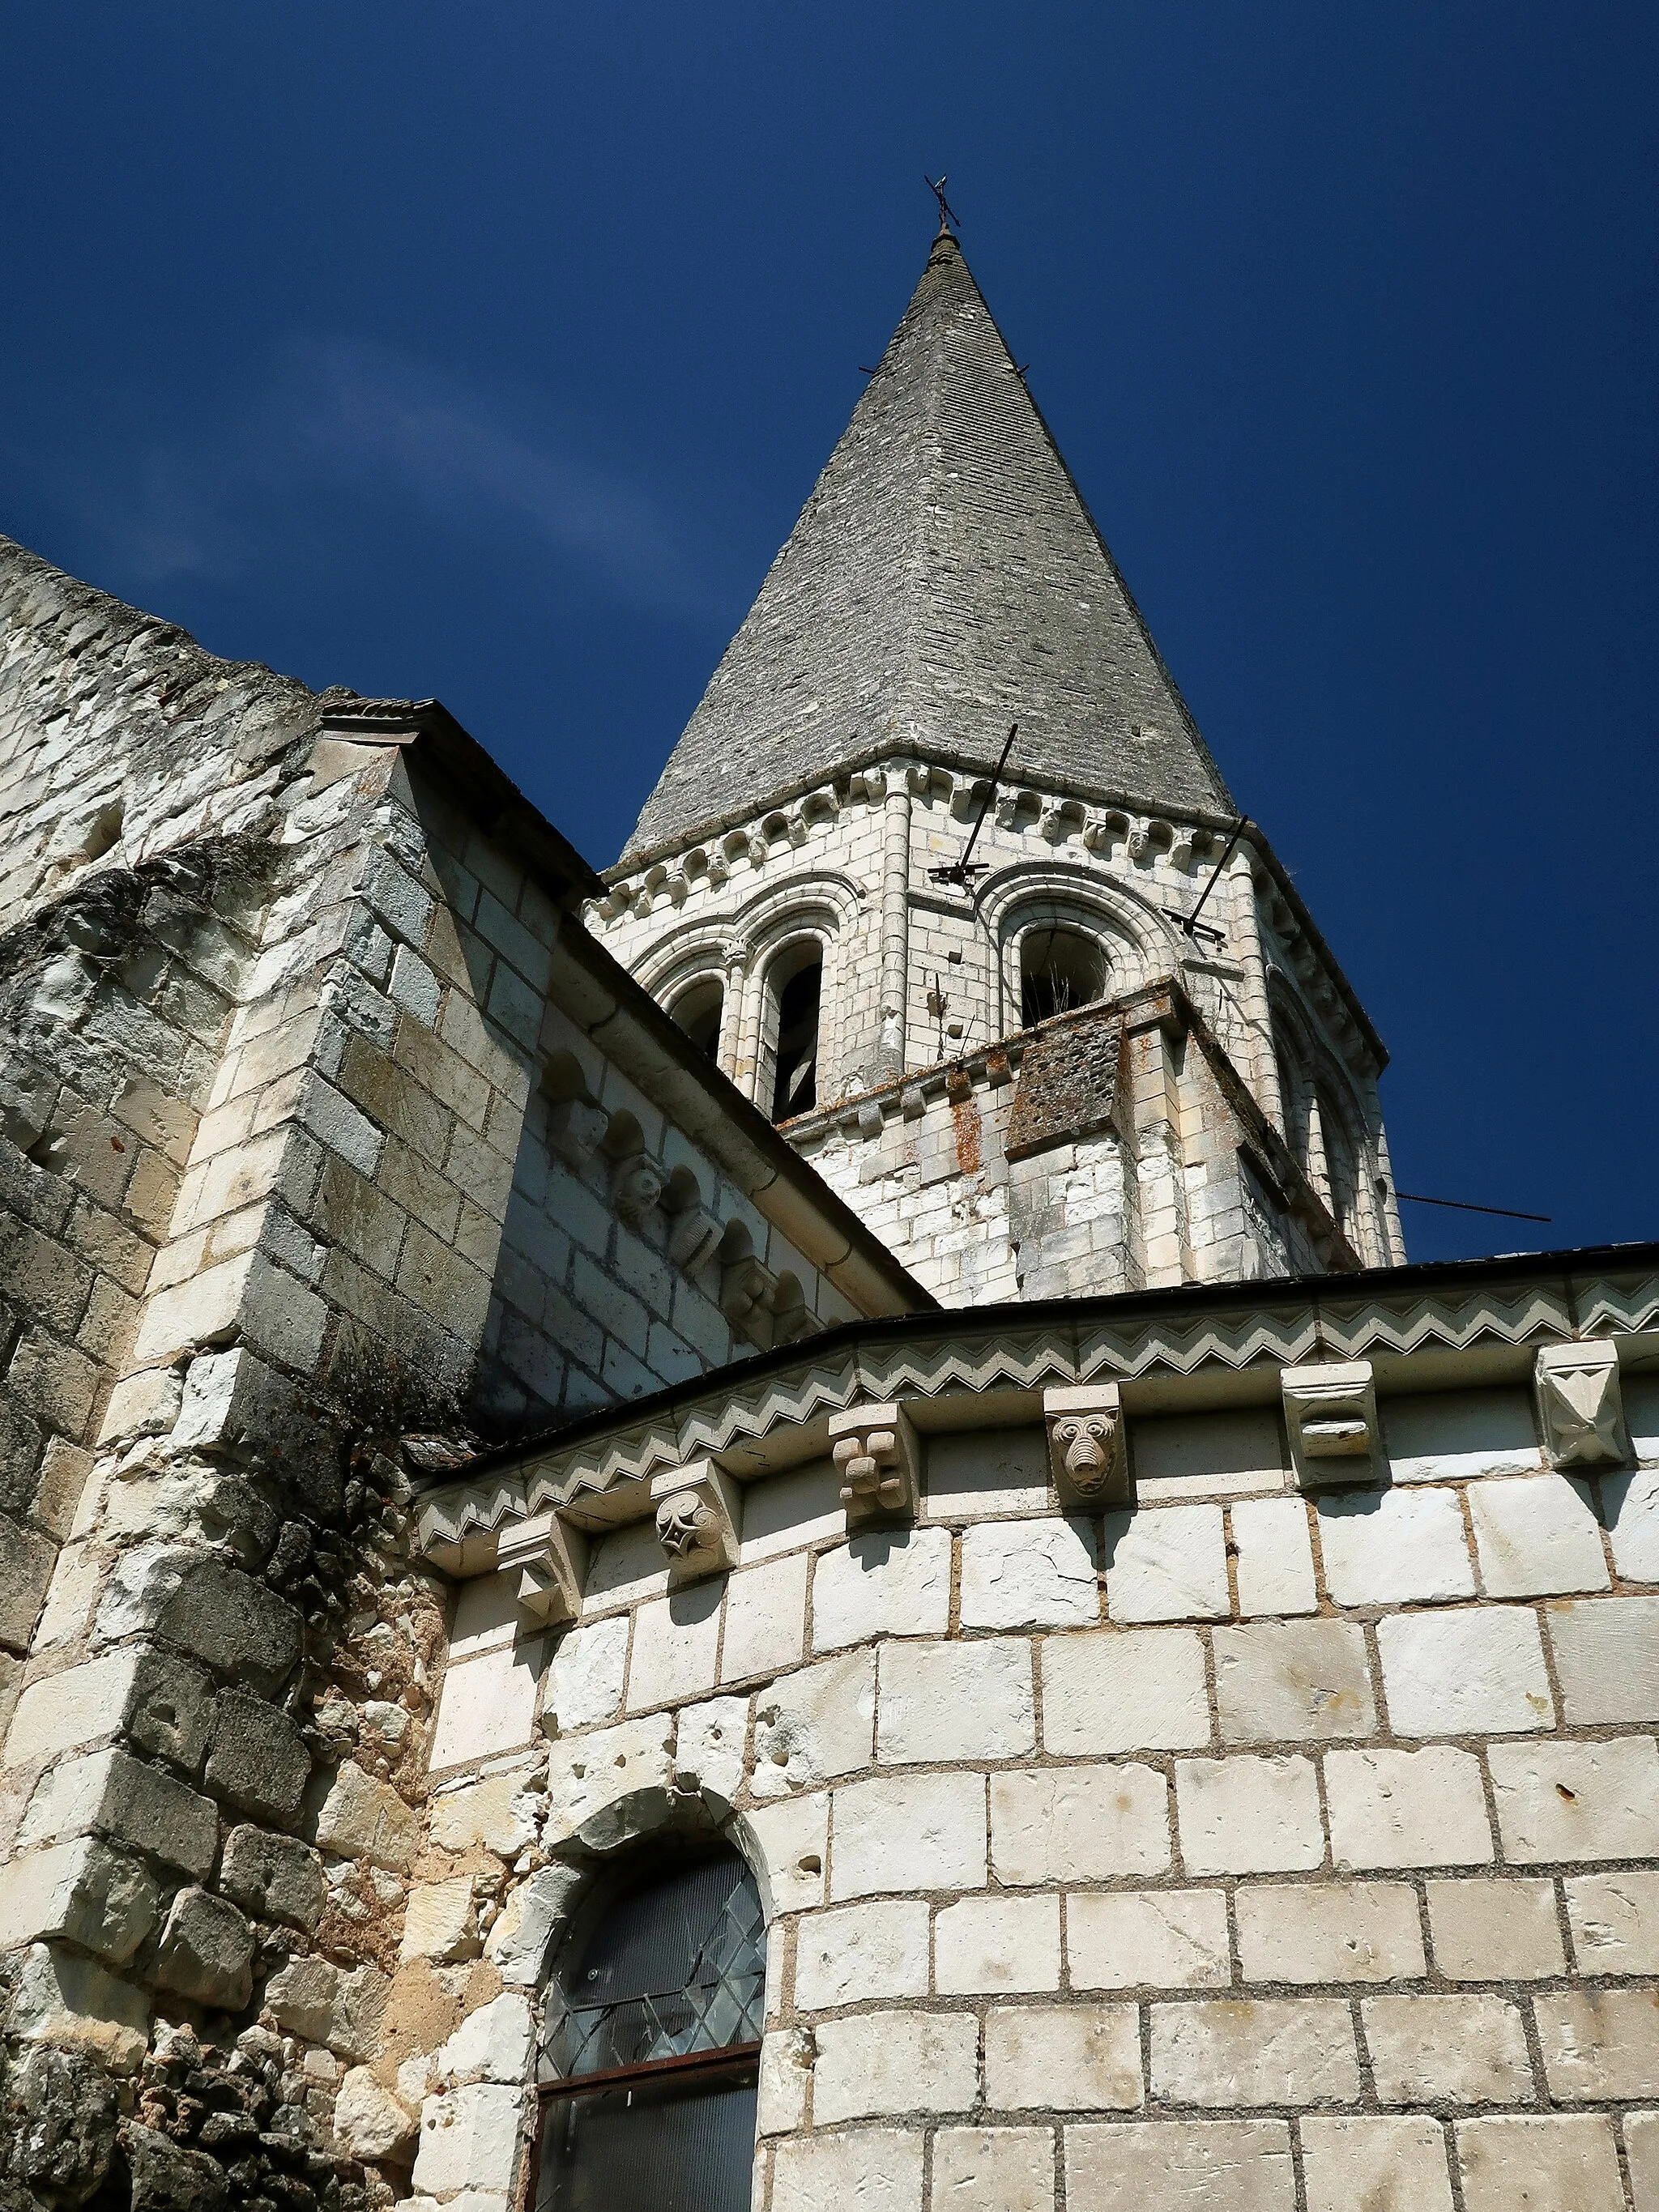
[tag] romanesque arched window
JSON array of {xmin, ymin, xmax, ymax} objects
[
  {"xmin": 766, "ymin": 944, "xmax": 822, "ymax": 1121},
  {"xmin": 1019, "ymin": 923, "xmax": 1106, "ymax": 1027},
  {"xmin": 533, "ymin": 1848, "xmax": 765, "ymax": 2211},
  {"xmin": 669, "ymin": 975, "xmax": 723, "ymax": 1063}
]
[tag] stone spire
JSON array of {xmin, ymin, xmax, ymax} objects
[{"xmin": 623, "ymin": 227, "xmax": 1234, "ymax": 863}]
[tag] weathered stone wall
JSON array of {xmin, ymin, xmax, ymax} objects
[{"xmin": 387, "ymin": 1336, "xmax": 1659, "ymax": 2212}]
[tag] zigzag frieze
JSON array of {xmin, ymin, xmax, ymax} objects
[
  {"xmin": 413, "ymin": 1281, "xmax": 1659, "ymax": 1563},
  {"xmin": 1572, "ymin": 1273, "xmax": 1659, "ymax": 1336}
]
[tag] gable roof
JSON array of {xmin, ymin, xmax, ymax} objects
[{"xmin": 623, "ymin": 228, "xmax": 1235, "ymax": 863}]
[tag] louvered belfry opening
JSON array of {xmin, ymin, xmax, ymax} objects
[{"xmin": 533, "ymin": 1850, "xmax": 765, "ymax": 2212}]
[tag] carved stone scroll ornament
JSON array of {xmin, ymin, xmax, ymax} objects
[
  {"xmin": 827, "ymin": 1401, "xmax": 920, "ymax": 1529},
  {"xmin": 497, "ymin": 1511, "xmax": 590, "ymax": 1630},
  {"xmin": 1282, "ymin": 1360, "xmax": 1380, "ymax": 1490},
  {"xmin": 1535, "ymin": 1341, "xmax": 1631, "ymax": 1468},
  {"xmin": 1043, "ymin": 1383, "xmax": 1132, "ymax": 1511},
  {"xmin": 650, "ymin": 1461, "xmax": 741, "ymax": 1587}
]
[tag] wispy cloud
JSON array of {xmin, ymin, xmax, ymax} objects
[{"xmin": 64, "ymin": 336, "xmax": 710, "ymax": 616}]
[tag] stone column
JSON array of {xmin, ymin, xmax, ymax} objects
[
  {"xmin": 717, "ymin": 953, "xmax": 746, "ymax": 1084},
  {"xmin": 1228, "ymin": 842, "xmax": 1285, "ymax": 1135},
  {"xmin": 876, "ymin": 769, "xmax": 912, "ymax": 1082}
]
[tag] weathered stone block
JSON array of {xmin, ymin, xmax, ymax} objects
[
  {"xmin": 1324, "ymin": 1746, "xmax": 1493, "ymax": 1870},
  {"xmin": 1039, "ymin": 1626, "xmax": 1210, "ymax": 1755},
  {"xmin": 1299, "ymin": 2116, "xmax": 1454, "ymax": 2212},
  {"xmin": 542, "ymin": 1613, "xmax": 629, "ymax": 1733},
  {"xmin": 1533, "ymin": 1987, "xmax": 1659, "ymax": 2099},
  {"xmin": 1468, "ymin": 1474, "xmax": 1609, "ymax": 1597},
  {"xmin": 719, "ymin": 1549, "xmax": 809, "ymax": 1681},
  {"xmin": 770, "ymin": 2128, "xmax": 923, "ymax": 2212},
  {"xmin": 1064, "ymin": 2119, "xmax": 1294, "ymax": 2210},
  {"xmin": 987, "ymin": 2004, "xmax": 1141, "ymax": 2111},
  {"xmin": 126, "ymin": 1647, "xmax": 215, "ymax": 1773},
  {"xmin": 830, "ymin": 1771, "xmax": 986, "ymax": 1898},
  {"xmin": 220, "ymin": 1823, "xmax": 326, "ymax": 1931},
  {"xmin": 1315, "ymin": 1486, "xmax": 1474, "ymax": 1607},
  {"xmin": 752, "ymin": 1647, "xmax": 875, "ymax": 1796},
  {"xmin": 410, "ymin": 2082, "xmax": 523, "ymax": 2196},
  {"xmin": 2, "ymin": 1650, "xmax": 141, "ymax": 1768},
  {"xmin": 204, "ymin": 1688, "xmax": 312, "ymax": 1821},
  {"xmin": 793, "ymin": 1898, "xmax": 930, "ymax": 2010},
  {"xmin": 96, "ymin": 1545, "xmax": 302, "ymax": 1696},
  {"xmin": 401, "ymin": 1875, "xmax": 480, "ymax": 1963},
  {"xmin": 1486, "ymin": 1736, "xmax": 1659, "ymax": 1862},
  {"xmin": 1152, "ymin": 1998, "xmax": 1358, "ymax": 2107},
  {"xmin": 123, "ymin": 2123, "xmax": 231, "ymax": 2211},
  {"xmin": 959, "ymin": 1515, "xmax": 1098, "ymax": 1630},
  {"xmin": 19, "ymin": 1747, "xmax": 218, "ymax": 1877},
  {"xmin": 992, "ymin": 1763, "xmax": 1171, "ymax": 1884},
  {"xmin": 931, "ymin": 2127, "xmax": 1055, "ymax": 2212},
  {"xmin": 1425, "ymin": 1877, "xmax": 1565, "ymax": 1980},
  {"xmin": 313, "ymin": 1760, "xmax": 421, "ymax": 1871},
  {"xmin": 263, "ymin": 1954, "xmax": 390, "ymax": 2061},
  {"xmin": 1563, "ymin": 1868, "xmax": 1659, "ymax": 1974},
  {"xmin": 1375, "ymin": 1606, "xmax": 1553, "ymax": 1736},
  {"xmin": 1066, "ymin": 1889, "xmax": 1230, "ymax": 1991},
  {"xmin": 433, "ymin": 1992, "xmax": 535, "ymax": 2085},
  {"xmin": 625, "ymin": 1580, "xmax": 723, "ymax": 1712},
  {"xmin": 1455, "ymin": 2114, "xmax": 1624, "ymax": 2212},
  {"xmin": 1103, "ymin": 1502, "xmax": 1229, "ymax": 1622},
  {"xmin": 153, "ymin": 1885, "xmax": 254, "ymax": 2010},
  {"xmin": 0, "ymin": 1836, "xmax": 157, "ymax": 1963},
  {"xmin": 430, "ymin": 1640, "xmax": 544, "ymax": 1767},
  {"xmin": 876, "ymin": 1635, "xmax": 1034, "ymax": 1762},
  {"xmin": 936, "ymin": 1891, "xmax": 1060, "ymax": 1993},
  {"xmin": 544, "ymin": 1715, "xmax": 675, "ymax": 1854},
  {"xmin": 428, "ymin": 1771, "xmax": 539, "ymax": 1859},
  {"xmin": 484, "ymin": 1860, "xmax": 586, "ymax": 1988},
  {"xmin": 810, "ymin": 1525, "xmax": 951, "ymax": 1652},
  {"xmin": 6, "ymin": 1941, "xmax": 151, "ymax": 2072},
  {"xmin": 674, "ymin": 1694, "xmax": 748, "ymax": 1815},
  {"xmin": 1546, "ymin": 1596, "xmax": 1659, "ymax": 1723},
  {"xmin": 812, "ymin": 2007, "xmax": 979, "ymax": 2121},
  {"xmin": 1229, "ymin": 1495, "xmax": 1316, "ymax": 1617},
  {"xmin": 334, "ymin": 2065, "xmax": 418, "ymax": 2160},
  {"xmin": 1362, "ymin": 1993, "xmax": 1533, "ymax": 2106},
  {"xmin": 1235, "ymin": 1882, "xmax": 1423, "ymax": 1984},
  {"xmin": 1174, "ymin": 1755, "xmax": 1324, "ymax": 1876},
  {"xmin": 1212, "ymin": 1619, "xmax": 1375, "ymax": 1743},
  {"xmin": 0, "ymin": 1514, "xmax": 55, "ymax": 1652}
]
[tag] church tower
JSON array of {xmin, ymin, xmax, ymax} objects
[{"xmin": 589, "ymin": 224, "xmax": 1405, "ymax": 1302}]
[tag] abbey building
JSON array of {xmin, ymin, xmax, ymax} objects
[{"xmin": 0, "ymin": 224, "xmax": 1655, "ymax": 2212}]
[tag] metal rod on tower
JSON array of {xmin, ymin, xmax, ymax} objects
[
  {"xmin": 1183, "ymin": 816, "xmax": 1252, "ymax": 938},
  {"xmin": 1396, "ymin": 1192, "xmax": 1553, "ymax": 1223}
]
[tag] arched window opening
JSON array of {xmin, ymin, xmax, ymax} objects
[
  {"xmin": 669, "ymin": 977, "xmax": 723, "ymax": 1063},
  {"xmin": 769, "ymin": 951, "xmax": 821, "ymax": 1122},
  {"xmin": 1020, "ymin": 924, "xmax": 1105, "ymax": 1029},
  {"xmin": 534, "ymin": 1849, "xmax": 764, "ymax": 2212},
  {"xmin": 1316, "ymin": 1085, "xmax": 1360, "ymax": 1244}
]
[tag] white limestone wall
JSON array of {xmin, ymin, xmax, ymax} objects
[{"xmin": 384, "ymin": 1370, "xmax": 1659, "ymax": 2212}]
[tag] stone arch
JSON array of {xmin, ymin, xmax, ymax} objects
[
  {"xmin": 725, "ymin": 873, "xmax": 865, "ymax": 1108},
  {"xmin": 976, "ymin": 863, "xmax": 1176, "ymax": 1036},
  {"xmin": 1268, "ymin": 976, "xmax": 1377, "ymax": 1256}
]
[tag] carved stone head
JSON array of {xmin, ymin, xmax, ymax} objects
[
  {"xmin": 613, "ymin": 1153, "xmax": 667, "ymax": 1228},
  {"xmin": 1053, "ymin": 1414, "xmax": 1119, "ymax": 1499}
]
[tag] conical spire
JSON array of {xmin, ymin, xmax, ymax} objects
[{"xmin": 623, "ymin": 228, "xmax": 1233, "ymax": 862}]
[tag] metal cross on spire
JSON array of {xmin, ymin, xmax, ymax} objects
[{"xmin": 925, "ymin": 173, "xmax": 960, "ymax": 233}]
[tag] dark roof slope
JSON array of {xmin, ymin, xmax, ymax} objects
[{"xmin": 624, "ymin": 229, "xmax": 1234, "ymax": 862}]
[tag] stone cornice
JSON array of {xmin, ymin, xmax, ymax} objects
[{"xmin": 412, "ymin": 1243, "xmax": 1659, "ymax": 1566}]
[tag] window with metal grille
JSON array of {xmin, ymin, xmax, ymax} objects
[{"xmin": 532, "ymin": 1852, "xmax": 765, "ymax": 2212}]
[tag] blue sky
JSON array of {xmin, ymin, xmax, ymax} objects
[{"xmin": 3, "ymin": 3, "xmax": 1655, "ymax": 1264}]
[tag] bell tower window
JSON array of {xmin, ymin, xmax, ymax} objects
[
  {"xmin": 670, "ymin": 977, "xmax": 724, "ymax": 1063},
  {"xmin": 533, "ymin": 1849, "xmax": 764, "ymax": 2211},
  {"xmin": 768, "ymin": 948, "xmax": 822, "ymax": 1122},
  {"xmin": 1020, "ymin": 925, "xmax": 1105, "ymax": 1028}
]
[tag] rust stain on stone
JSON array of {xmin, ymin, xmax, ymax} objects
[{"xmin": 952, "ymin": 1094, "xmax": 982, "ymax": 1175}]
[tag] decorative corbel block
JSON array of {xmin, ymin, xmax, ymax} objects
[
  {"xmin": 650, "ymin": 1461, "xmax": 742, "ymax": 1587},
  {"xmin": 611, "ymin": 1151, "xmax": 667, "ymax": 1229},
  {"xmin": 1535, "ymin": 1341, "xmax": 1631, "ymax": 1468},
  {"xmin": 1282, "ymin": 1361, "xmax": 1380, "ymax": 1490},
  {"xmin": 1043, "ymin": 1383, "xmax": 1132, "ymax": 1511},
  {"xmin": 827, "ymin": 1401, "xmax": 920, "ymax": 1529},
  {"xmin": 667, "ymin": 1204, "xmax": 723, "ymax": 1275},
  {"xmin": 497, "ymin": 1511, "xmax": 590, "ymax": 1630}
]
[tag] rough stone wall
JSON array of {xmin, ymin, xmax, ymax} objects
[
  {"xmin": 594, "ymin": 753, "xmax": 1401, "ymax": 1285},
  {"xmin": 390, "ymin": 1357, "xmax": 1659, "ymax": 2212}
]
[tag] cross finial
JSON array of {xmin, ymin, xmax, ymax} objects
[{"xmin": 925, "ymin": 173, "xmax": 959, "ymax": 234}]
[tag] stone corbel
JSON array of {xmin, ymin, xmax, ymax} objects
[
  {"xmin": 612, "ymin": 1151, "xmax": 667, "ymax": 1229},
  {"xmin": 828, "ymin": 1401, "xmax": 920, "ymax": 1529},
  {"xmin": 720, "ymin": 1253, "xmax": 776, "ymax": 1348},
  {"xmin": 1535, "ymin": 1341, "xmax": 1631, "ymax": 1469},
  {"xmin": 547, "ymin": 1097, "xmax": 609, "ymax": 1173},
  {"xmin": 667, "ymin": 1203, "xmax": 723, "ymax": 1275},
  {"xmin": 498, "ymin": 1511, "xmax": 590, "ymax": 1630},
  {"xmin": 1043, "ymin": 1383, "xmax": 1132, "ymax": 1510},
  {"xmin": 1282, "ymin": 1361, "xmax": 1380, "ymax": 1490},
  {"xmin": 650, "ymin": 1462, "xmax": 741, "ymax": 1587}
]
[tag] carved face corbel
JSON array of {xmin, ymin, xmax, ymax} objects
[
  {"xmin": 1282, "ymin": 1361, "xmax": 1380, "ymax": 1490},
  {"xmin": 1043, "ymin": 1384, "xmax": 1131, "ymax": 1511},
  {"xmin": 649, "ymin": 1461, "xmax": 741, "ymax": 1587},
  {"xmin": 1535, "ymin": 1341, "xmax": 1631, "ymax": 1468},
  {"xmin": 612, "ymin": 1152, "xmax": 667, "ymax": 1229},
  {"xmin": 497, "ymin": 1511, "xmax": 591, "ymax": 1630},
  {"xmin": 826, "ymin": 1401, "xmax": 920, "ymax": 1530}
]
